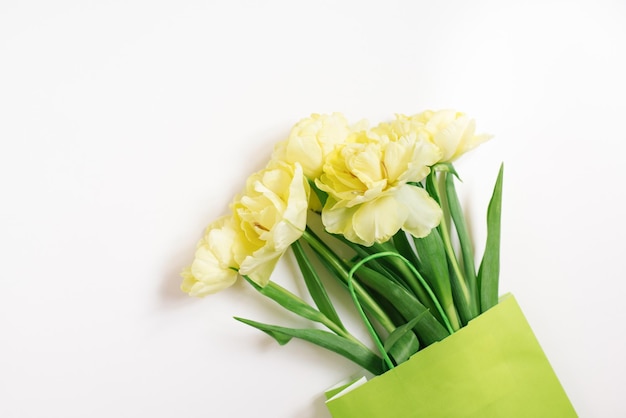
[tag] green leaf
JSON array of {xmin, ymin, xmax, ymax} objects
[
  {"xmin": 478, "ymin": 163, "xmax": 504, "ymax": 313},
  {"xmin": 369, "ymin": 242, "xmax": 427, "ymax": 299},
  {"xmin": 242, "ymin": 276, "xmax": 326, "ymax": 325},
  {"xmin": 445, "ymin": 172, "xmax": 479, "ymax": 317},
  {"xmin": 425, "ymin": 170, "xmax": 441, "ymax": 205},
  {"xmin": 301, "ymin": 228, "xmax": 398, "ymax": 334},
  {"xmin": 292, "ymin": 240, "xmax": 345, "ymax": 331},
  {"xmin": 370, "ymin": 294, "xmax": 408, "ymax": 329},
  {"xmin": 353, "ymin": 263, "xmax": 450, "ymax": 346},
  {"xmin": 386, "ymin": 331, "xmax": 420, "ymax": 365},
  {"xmin": 412, "ymin": 228, "xmax": 461, "ymax": 331},
  {"xmin": 308, "ymin": 179, "xmax": 328, "ymax": 207},
  {"xmin": 351, "ymin": 238, "xmax": 436, "ymax": 314},
  {"xmin": 392, "ymin": 230, "xmax": 421, "ymax": 272},
  {"xmin": 335, "ymin": 233, "xmax": 412, "ymax": 291},
  {"xmin": 428, "ymin": 170, "xmax": 474, "ymax": 326},
  {"xmin": 413, "ymin": 229, "xmax": 448, "ymax": 292},
  {"xmin": 383, "ymin": 312, "xmax": 427, "ymax": 363},
  {"xmin": 234, "ymin": 317, "xmax": 385, "ymax": 375}
]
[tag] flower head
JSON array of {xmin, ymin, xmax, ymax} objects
[
  {"xmin": 390, "ymin": 110, "xmax": 492, "ymax": 162},
  {"xmin": 233, "ymin": 160, "xmax": 310, "ymax": 285},
  {"xmin": 316, "ymin": 131, "xmax": 442, "ymax": 246},
  {"xmin": 181, "ymin": 216, "xmax": 244, "ymax": 296},
  {"xmin": 182, "ymin": 161, "xmax": 309, "ymax": 294},
  {"xmin": 272, "ymin": 113, "xmax": 356, "ymax": 180}
]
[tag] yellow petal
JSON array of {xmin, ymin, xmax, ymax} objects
[
  {"xmin": 321, "ymin": 198, "xmax": 364, "ymax": 245},
  {"xmin": 352, "ymin": 195, "xmax": 406, "ymax": 246},
  {"xmin": 236, "ymin": 161, "xmax": 309, "ymax": 286},
  {"xmin": 272, "ymin": 113, "xmax": 352, "ymax": 179},
  {"xmin": 187, "ymin": 242, "xmax": 238, "ymax": 296},
  {"xmin": 396, "ymin": 185, "xmax": 442, "ymax": 238}
]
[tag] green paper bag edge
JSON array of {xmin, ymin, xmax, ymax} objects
[
  {"xmin": 325, "ymin": 376, "xmax": 367, "ymax": 400},
  {"xmin": 325, "ymin": 294, "xmax": 577, "ymax": 418}
]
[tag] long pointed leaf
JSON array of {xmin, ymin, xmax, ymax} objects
[
  {"xmin": 412, "ymin": 228, "xmax": 461, "ymax": 331},
  {"xmin": 308, "ymin": 179, "xmax": 328, "ymax": 207},
  {"xmin": 445, "ymin": 172, "xmax": 479, "ymax": 315},
  {"xmin": 392, "ymin": 230, "xmax": 421, "ymax": 272},
  {"xmin": 429, "ymin": 170, "xmax": 474, "ymax": 326},
  {"xmin": 234, "ymin": 317, "xmax": 384, "ymax": 375},
  {"xmin": 354, "ymin": 264, "xmax": 450, "ymax": 345},
  {"xmin": 292, "ymin": 240, "xmax": 345, "ymax": 331},
  {"xmin": 334, "ymin": 233, "xmax": 410, "ymax": 290},
  {"xmin": 383, "ymin": 312, "xmax": 427, "ymax": 364},
  {"xmin": 386, "ymin": 331, "xmax": 420, "ymax": 366},
  {"xmin": 478, "ymin": 163, "xmax": 504, "ymax": 312},
  {"xmin": 301, "ymin": 228, "xmax": 398, "ymax": 334},
  {"xmin": 243, "ymin": 276, "xmax": 325, "ymax": 325}
]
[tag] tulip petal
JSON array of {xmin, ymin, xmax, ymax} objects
[
  {"xmin": 236, "ymin": 161, "xmax": 310, "ymax": 286},
  {"xmin": 188, "ymin": 243, "xmax": 238, "ymax": 296},
  {"xmin": 396, "ymin": 185, "xmax": 443, "ymax": 238},
  {"xmin": 352, "ymin": 195, "xmax": 406, "ymax": 246}
]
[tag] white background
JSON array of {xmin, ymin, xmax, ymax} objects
[{"xmin": 1, "ymin": 1, "xmax": 625, "ymax": 417}]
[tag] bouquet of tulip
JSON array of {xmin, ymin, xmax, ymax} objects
[{"xmin": 181, "ymin": 111, "xmax": 575, "ymax": 417}]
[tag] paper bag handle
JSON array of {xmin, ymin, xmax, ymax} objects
[{"xmin": 347, "ymin": 251, "xmax": 455, "ymax": 371}]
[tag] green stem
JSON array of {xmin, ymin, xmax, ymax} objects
[
  {"xmin": 347, "ymin": 258, "xmax": 396, "ymax": 371},
  {"xmin": 352, "ymin": 252, "xmax": 455, "ymax": 335},
  {"xmin": 430, "ymin": 171, "xmax": 474, "ymax": 325},
  {"xmin": 333, "ymin": 234, "xmax": 425, "ymax": 301},
  {"xmin": 445, "ymin": 172, "xmax": 480, "ymax": 316},
  {"xmin": 264, "ymin": 281, "xmax": 362, "ymax": 344},
  {"xmin": 301, "ymin": 228, "xmax": 397, "ymax": 333},
  {"xmin": 335, "ymin": 231, "xmax": 438, "ymax": 317},
  {"xmin": 392, "ymin": 231, "xmax": 458, "ymax": 328},
  {"xmin": 370, "ymin": 243, "xmax": 432, "ymax": 304},
  {"xmin": 242, "ymin": 275, "xmax": 372, "ymax": 353},
  {"xmin": 333, "ymin": 234, "xmax": 409, "ymax": 289},
  {"xmin": 291, "ymin": 240, "xmax": 346, "ymax": 331}
]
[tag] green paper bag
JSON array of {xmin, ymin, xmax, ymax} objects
[{"xmin": 325, "ymin": 294, "xmax": 576, "ymax": 417}]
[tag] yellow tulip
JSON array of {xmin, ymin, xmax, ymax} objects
[
  {"xmin": 391, "ymin": 110, "xmax": 492, "ymax": 162},
  {"xmin": 272, "ymin": 113, "xmax": 354, "ymax": 180},
  {"xmin": 181, "ymin": 216, "xmax": 243, "ymax": 296},
  {"xmin": 316, "ymin": 132, "xmax": 442, "ymax": 246},
  {"xmin": 233, "ymin": 161, "xmax": 310, "ymax": 286}
]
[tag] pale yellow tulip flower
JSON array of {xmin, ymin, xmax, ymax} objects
[
  {"xmin": 272, "ymin": 113, "xmax": 356, "ymax": 180},
  {"xmin": 316, "ymin": 132, "xmax": 442, "ymax": 246},
  {"xmin": 181, "ymin": 216, "xmax": 243, "ymax": 296},
  {"xmin": 234, "ymin": 161, "xmax": 310, "ymax": 286},
  {"xmin": 392, "ymin": 110, "xmax": 492, "ymax": 162}
]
